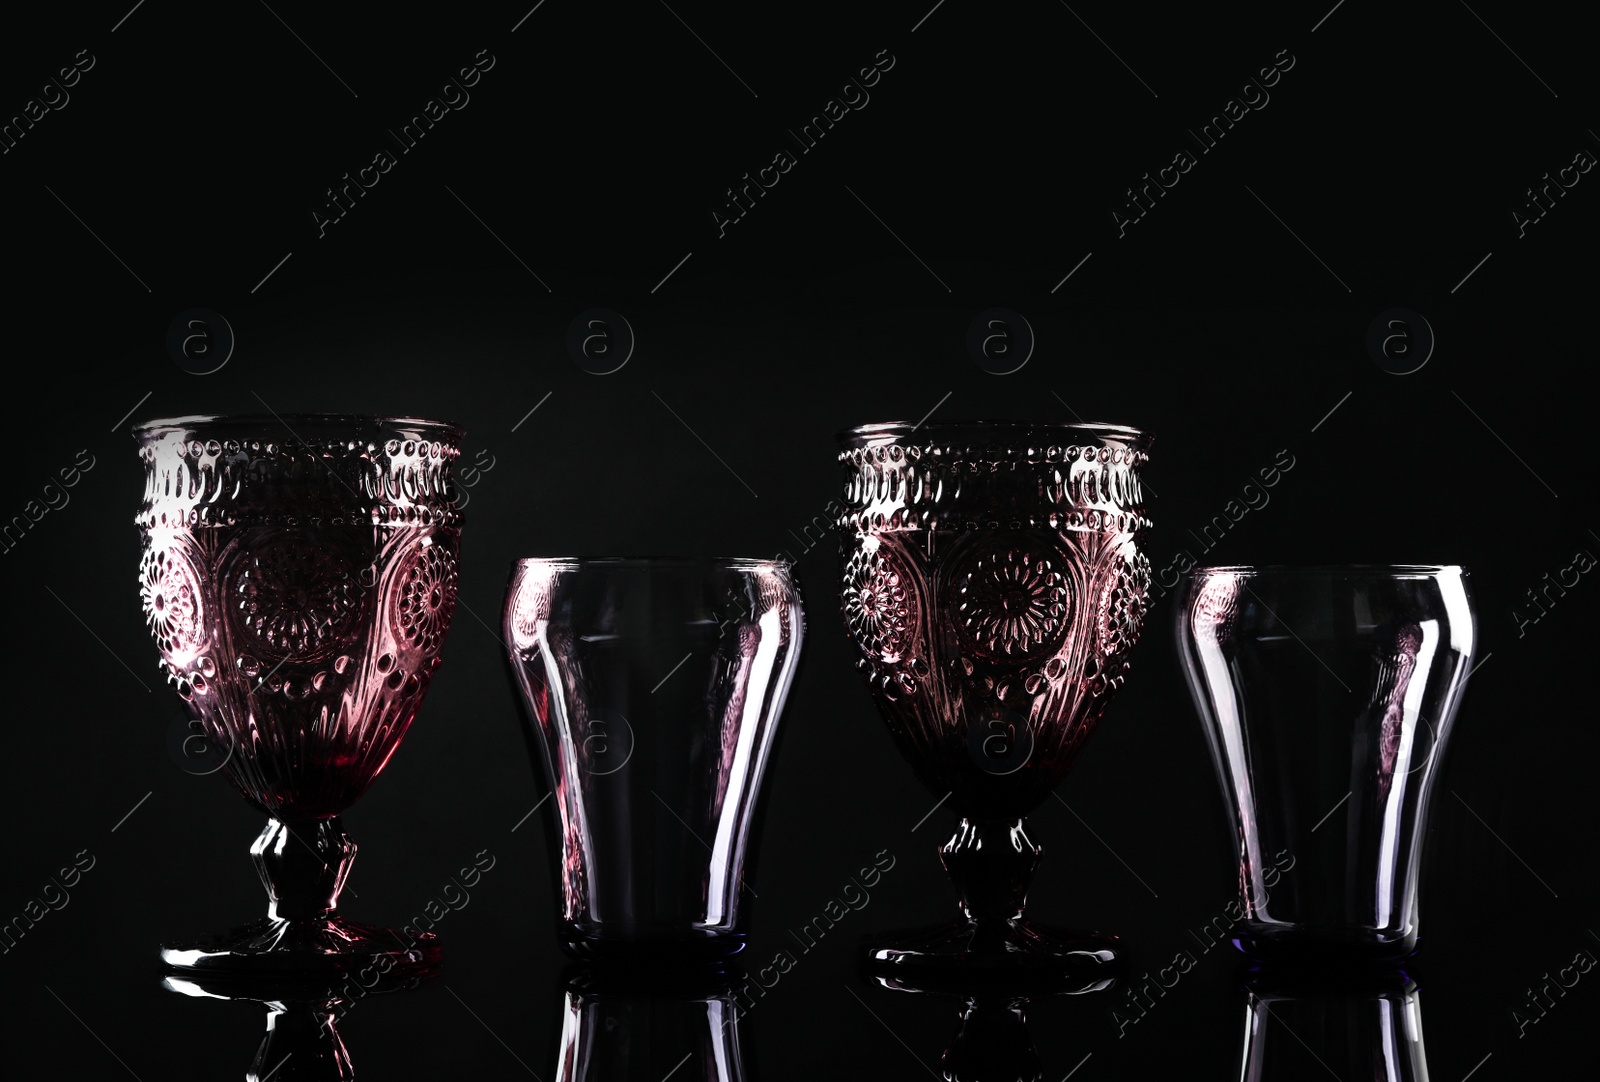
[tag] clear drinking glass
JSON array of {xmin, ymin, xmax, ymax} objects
[
  {"xmin": 503, "ymin": 558, "xmax": 804, "ymax": 960},
  {"xmin": 1177, "ymin": 565, "xmax": 1477, "ymax": 963}
]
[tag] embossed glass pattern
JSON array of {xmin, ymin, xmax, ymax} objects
[
  {"xmin": 504, "ymin": 558, "xmax": 804, "ymax": 959},
  {"xmin": 836, "ymin": 420, "xmax": 1154, "ymax": 972},
  {"xmin": 135, "ymin": 414, "xmax": 463, "ymax": 974},
  {"xmin": 1177, "ymin": 566, "xmax": 1477, "ymax": 963}
]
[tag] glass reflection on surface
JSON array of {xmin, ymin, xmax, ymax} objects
[
  {"xmin": 871, "ymin": 970, "xmax": 1113, "ymax": 1082},
  {"xmin": 163, "ymin": 967, "xmax": 430, "ymax": 1080},
  {"xmin": 1237, "ymin": 967, "xmax": 1428, "ymax": 1082},
  {"xmin": 556, "ymin": 965, "xmax": 746, "ymax": 1082}
]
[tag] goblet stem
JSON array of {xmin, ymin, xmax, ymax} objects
[
  {"xmin": 165, "ymin": 807, "xmax": 431, "ymax": 974},
  {"xmin": 939, "ymin": 817, "xmax": 1040, "ymax": 927},
  {"xmin": 162, "ymin": 815, "xmax": 438, "ymax": 973},
  {"xmin": 862, "ymin": 815, "xmax": 1117, "ymax": 973},
  {"xmin": 251, "ymin": 818, "xmax": 356, "ymax": 922}
]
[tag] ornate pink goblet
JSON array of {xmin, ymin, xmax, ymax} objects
[
  {"xmin": 836, "ymin": 421, "xmax": 1153, "ymax": 973},
  {"xmin": 135, "ymin": 415, "xmax": 463, "ymax": 974}
]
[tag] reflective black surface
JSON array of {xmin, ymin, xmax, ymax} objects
[
  {"xmin": 5, "ymin": 0, "xmax": 1598, "ymax": 1075},
  {"xmin": 554, "ymin": 964, "xmax": 750, "ymax": 1081},
  {"xmin": 1232, "ymin": 965, "xmax": 1428, "ymax": 1082},
  {"xmin": 7, "ymin": 827, "xmax": 1595, "ymax": 1078}
]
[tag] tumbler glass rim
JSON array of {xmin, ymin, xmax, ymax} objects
[
  {"xmin": 511, "ymin": 556, "xmax": 794, "ymax": 574},
  {"xmin": 132, "ymin": 414, "xmax": 465, "ymax": 443},
  {"xmin": 836, "ymin": 419, "xmax": 1150, "ymax": 448},
  {"xmin": 1187, "ymin": 563, "xmax": 1467, "ymax": 578}
]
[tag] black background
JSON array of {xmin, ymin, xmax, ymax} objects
[{"xmin": 2, "ymin": 1, "xmax": 1596, "ymax": 1078}]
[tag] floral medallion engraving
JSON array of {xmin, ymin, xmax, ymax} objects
[
  {"xmin": 140, "ymin": 540, "xmax": 205, "ymax": 660},
  {"xmin": 950, "ymin": 543, "xmax": 1072, "ymax": 661},
  {"xmin": 393, "ymin": 540, "xmax": 459, "ymax": 655},
  {"xmin": 842, "ymin": 541, "xmax": 918, "ymax": 665},
  {"xmin": 1098, "ymin": 548, "xmax": 1152, "ymax": 659},
  {"xmin": 228, "ymin": 531, "xmax": 365, "ymax": 662}
]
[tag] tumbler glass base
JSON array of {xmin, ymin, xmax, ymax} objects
[
  {"xmin": 1232, "ymin": 922, "xmax": 1418, "ymax": 968},
  {"xmin": 160, "ymin": 916, "xmax": 441, "ymax": 976},
  {"xmin": 557, "ymin": 922, "xmax": 748, "ymax": 964},
  {"xmin": 864, "ymin": 918, "xmax": 1120, "ymax": 976}
]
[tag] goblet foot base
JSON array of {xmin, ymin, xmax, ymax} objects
[
  {"xmin": 864, "ymin": 918, "xmax": 1120, "ymax": 978},
  {"xmin": 161, "ymin": 916, "xmax": 441, "ymax": 977},
  {"xmin": 871, "ymin": 968, "xmax": 1116, "ymax": 999}
]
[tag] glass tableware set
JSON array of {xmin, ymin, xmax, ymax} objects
[{"xmin": 132, "ymin": 414, "xmax": 1476, "ymax": 983}]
